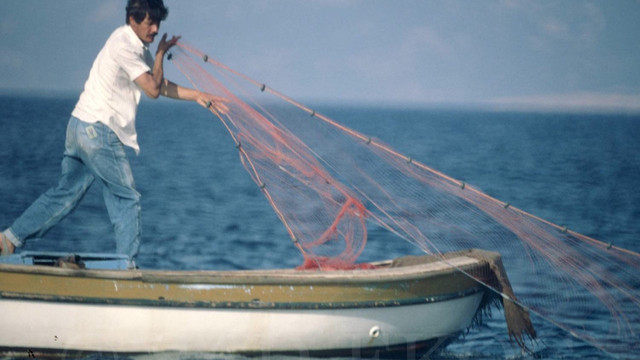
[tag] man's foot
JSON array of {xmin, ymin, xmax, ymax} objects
[{"xmin": 0, "ymin": 232, "xmax": 15, "ymax": 256}]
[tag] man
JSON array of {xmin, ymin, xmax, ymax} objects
[{"xmin": 0, "ymin": 0, "xmax": 227, "ymax": 265}]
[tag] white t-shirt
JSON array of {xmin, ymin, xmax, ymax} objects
[{"xmin": 72, "ymin": 25, "xmax": 154, "ymax": 154}]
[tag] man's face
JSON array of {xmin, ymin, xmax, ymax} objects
[{"xmin": 129, "ymin": 14, "xmax": 160, "ymax": 44}]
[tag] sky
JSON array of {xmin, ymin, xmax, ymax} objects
[{"xmin": 1, "ymin": 0, "xmax": 640, "ymax": 112}]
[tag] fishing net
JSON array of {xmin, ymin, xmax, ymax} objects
[{"xmin": 168, "ymin": 42, "xmax": 640, "ymax": 356}]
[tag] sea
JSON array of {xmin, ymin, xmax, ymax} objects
[{"xmin": 1, "ymin": 93, "xmax": 639, "ymax": 360}]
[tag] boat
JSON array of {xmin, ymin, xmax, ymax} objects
[{"xmin": 0, "ymin": 249, "xmax": 510, "ymax": 358}]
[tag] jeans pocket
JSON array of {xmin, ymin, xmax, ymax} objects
[{"xmin": 65, "ymin": 117, "xmax": 78, "ymax": 155}]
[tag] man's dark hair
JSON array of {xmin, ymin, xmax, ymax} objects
[{"xmin": 126, "ymin": 0, "xmax": 168, "ymax": 24}]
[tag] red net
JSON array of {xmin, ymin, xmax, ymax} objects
[{"xmin": 169, "ymin": 42, "xmax": 640, "ymax": 356}]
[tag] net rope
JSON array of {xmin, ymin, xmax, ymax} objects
[{"xmin": 169, "ymin": 42, "xmax": 640, "ymax": 356}]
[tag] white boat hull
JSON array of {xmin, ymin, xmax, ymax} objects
[{"xmin": 1, "ymin": 292, "xmax": 482, "ymax": 355}]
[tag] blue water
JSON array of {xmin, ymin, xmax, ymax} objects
[{"xmin": 1, "ymin": 94, "xmax": 639, "ymax": 359}]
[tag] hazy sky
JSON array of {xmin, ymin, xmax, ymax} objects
[{"xmin": 2, "ymin": 0, "xmax": 640, "ymax": 111}]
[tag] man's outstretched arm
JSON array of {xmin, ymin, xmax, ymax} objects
[
  {"xmin": 159, "ymin": 80, "xmax": 229, "ymax": 114},
  {"xmin": 134, "ymin": 34, "xmax": 229, "ymax": 114}
]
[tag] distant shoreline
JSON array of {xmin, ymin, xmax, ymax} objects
[{"xmin": 1, "ymin": 89, "xmax": 639, "ymax": 116}]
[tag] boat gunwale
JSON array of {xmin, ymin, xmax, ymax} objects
[
  {"xmin": 0, "ymin": 285, "xmax": 484, "ymax": 309},
  {"xmin": 0, "ymin": 252, "xmax": 488, "ymax": 285}
]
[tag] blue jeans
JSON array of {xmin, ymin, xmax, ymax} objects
[{"xmin": 5, "ymin": 116, "xmax": 141, "ymax": 260}]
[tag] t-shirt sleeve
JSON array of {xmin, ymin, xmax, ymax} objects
[{"xmin": 114, "ymin": 42, "xmax": 152, "ymax": 81}]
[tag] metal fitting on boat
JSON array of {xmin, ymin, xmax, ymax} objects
[{"xmin": 369, "ymin": 325, "xmax": 381, "ymax": 338}]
